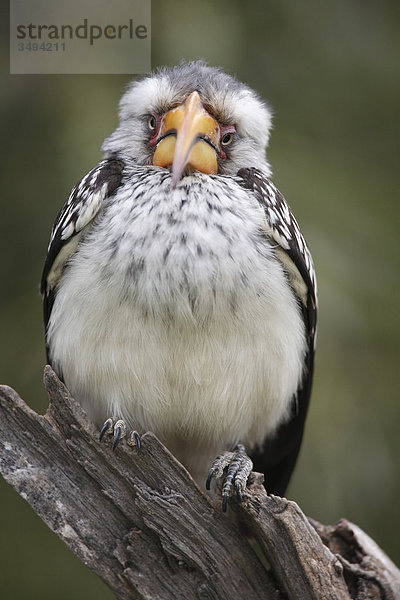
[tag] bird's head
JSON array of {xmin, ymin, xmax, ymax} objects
[{"xmin": 102, "ymin": 61, "xmax": 273, "ymax": 185}]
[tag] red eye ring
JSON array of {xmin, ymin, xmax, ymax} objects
[
  {"xmin": 147, "ymin": 114, "xmax": 162, "ymax": 146},
  {"xmin": 219, "ymin": 124, "xmax": 236, "ymax": 158}
]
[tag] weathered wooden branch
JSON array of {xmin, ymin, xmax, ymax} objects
[{"xmin": 0, "ymin": 367, "xmax": 399, "ymax": 599}]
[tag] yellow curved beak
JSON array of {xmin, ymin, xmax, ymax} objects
[{"xmin": 153, "ymin": 91, "xmax": 220, "ymax": 189}]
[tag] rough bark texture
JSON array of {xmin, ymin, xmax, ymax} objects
[{"xmin": 0, "ymin": 366, "xmax": 399, "ymax": 599}]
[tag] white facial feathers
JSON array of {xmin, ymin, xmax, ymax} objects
[{"xmin": 102, "ymin": 61, "xmax": 273, "ymax": 175}]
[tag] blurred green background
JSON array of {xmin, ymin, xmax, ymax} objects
[{"xmin": 1, "ymin": 0, "xmax": 399, "ymax": 597}]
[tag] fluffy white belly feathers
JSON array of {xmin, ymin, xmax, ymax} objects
[{"xmin": 47, "ymin": 171, "xmax": 306, "ymax": 482}]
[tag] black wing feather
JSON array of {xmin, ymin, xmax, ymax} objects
[
  {"xmin": 238, "ymin": 167, "xmax": 317, "ymax": 496},
  {"xmin": 41, "ymin": 157, "xmax": 125, "ymax": 355}
]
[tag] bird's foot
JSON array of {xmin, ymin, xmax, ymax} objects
[
  {"xmin": 99, "ymin": 418, "xmax": 141, "ymax": 453},
  {"xmin": 206, "ymin": 444, "xmax": 253, "ymax": 512}
]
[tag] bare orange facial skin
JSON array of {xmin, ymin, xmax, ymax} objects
[{"xmin": 153, "ymin": 91, "xmax": 220, "ymax": 188}]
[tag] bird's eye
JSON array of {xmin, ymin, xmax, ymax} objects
[
  {"xmin": 147, "ymin": 115, "xmax": 157, "ymax": 131},
  {"xmin": 221, "ymin": 132, "xmax": 234, "ymax": 146}
]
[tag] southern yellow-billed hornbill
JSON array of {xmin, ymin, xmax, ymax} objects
[{"xmin": 41, "ymin": 61, "xmax": 317, "ymax": 511}]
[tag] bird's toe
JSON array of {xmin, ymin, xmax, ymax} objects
[
  {"xmin": 127, "ymin": 429, "xmax": 141, "ymax": 454},
  {"xmin": 206, "ymin": 444, "xmax": 253, "ymax": 512},
  {"xmin": 112, "ymin": 419, "xmax": 127, "ymax": 450},
  {"xmin": 99, "ymin": 418, "xmax": 141, "ymax": 453},
  {"xmin": 99, "ymin": 417, "xmax": 114, "ymax": 441}
]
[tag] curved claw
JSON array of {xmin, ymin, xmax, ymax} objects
[
  {"xmin": 134, "ymin": 431, "xmax": 141, "ymax": 454},
  {"xmin": 112, "ymin": 419, "xmax": 126, "ymax": 450},
  {"xmin": 99, "ymin": 418, "xmax": 113, "ymax": 441},
  {"xmin": 206, "ymin": 468, "xmax": 216, "ymax": 491},
  {"xmin": 127, "ymin": 430, "xmax": 141, "ymax": 454},
  {"xmin": 112, "ymin": 426, "xmax": 122, "ymax": 450}
]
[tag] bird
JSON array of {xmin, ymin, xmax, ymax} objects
[{"xmin": 41, "ymin": 61, "xmax": 317, "ymax": 511}]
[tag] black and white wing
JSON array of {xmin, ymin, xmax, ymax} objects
[
  {"xmin": 238, "ymin": 167, "xmax": 317, "ymax": 496},
  {"xmin": 41, "ymin": 158, "xmax": 125, "ymax": 352}
]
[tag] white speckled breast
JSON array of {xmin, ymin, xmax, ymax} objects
[{"xmin": 47, "ymin": 168, "xmax": 306, "ymax": 483}]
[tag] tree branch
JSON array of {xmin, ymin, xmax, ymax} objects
[{"xmin": 0, "ymin": 367, "xmax": 399, "ymax": 599}]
